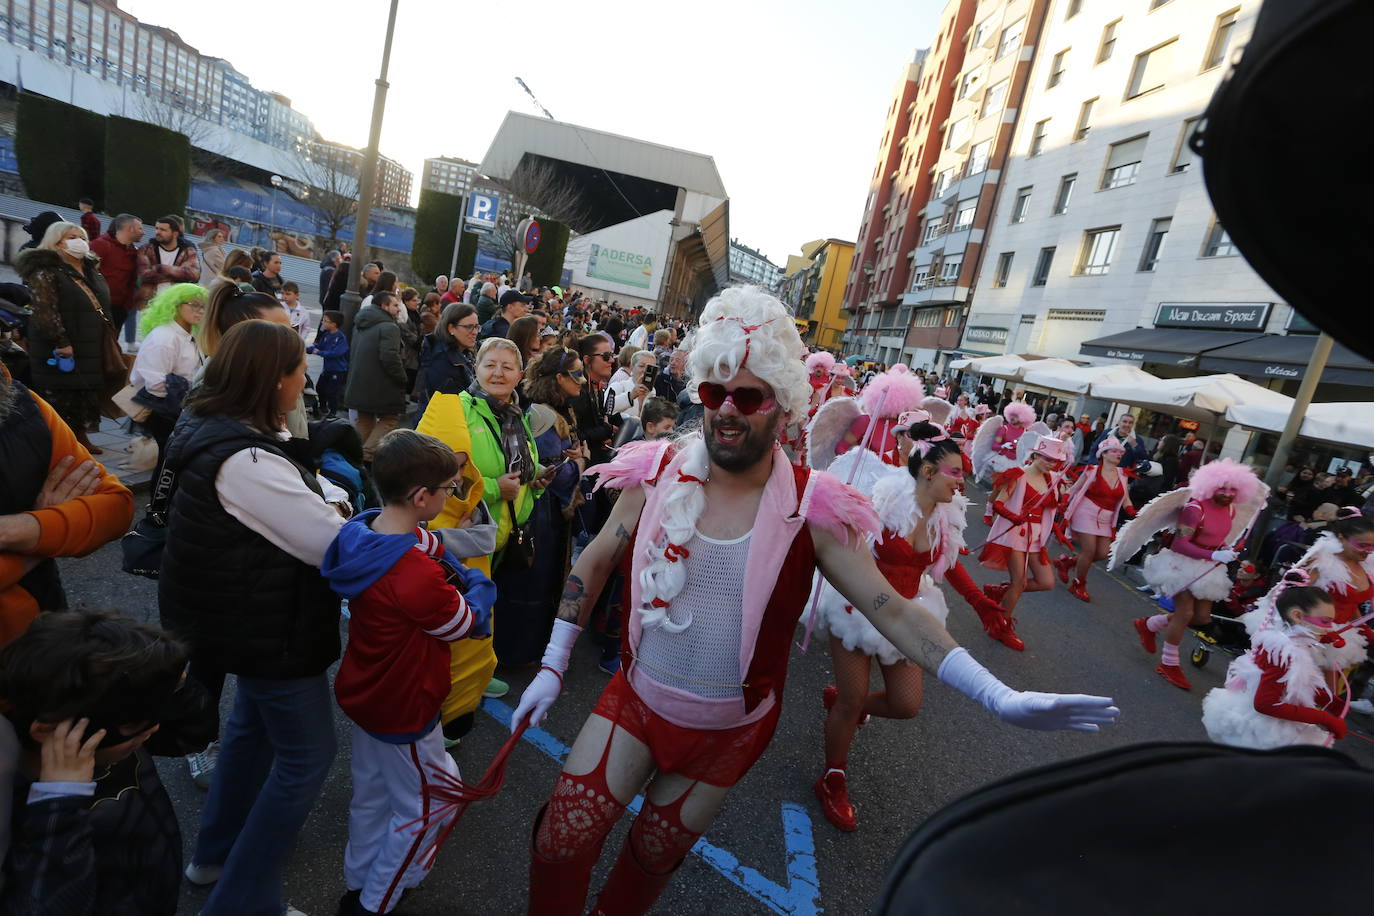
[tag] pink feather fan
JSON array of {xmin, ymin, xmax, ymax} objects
[{"xmin": 860, "ymin": 366, "xmax": 926, "ymax": 418}]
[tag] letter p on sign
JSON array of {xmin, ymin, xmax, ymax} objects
[{"xmin": 466, "ymin": 193, "xmax": 499, "ymax": 230}]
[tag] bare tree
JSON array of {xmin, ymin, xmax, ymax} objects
[
  {"xmin": 295, "ymin": 154, "xmax": 360, "ymax": 249},
  {"xmin": 133, "ymin": 93, "xmax": 243, "ymax": 175},
  {"xmin": 491, "ymin": 159, "xmax": 595, "ymax": 233}
]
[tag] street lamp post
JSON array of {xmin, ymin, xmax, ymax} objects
[
  {"xmin": 268, "ymin": 174, "xmax": 283, "ymax": 249},
  {"xmin": 341, "ymin": 0, "xmax": 400, "ymax": 335}
]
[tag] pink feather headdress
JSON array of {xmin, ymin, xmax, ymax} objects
[
  {"xmin": 1003, "ymin": 402, "xmax": 1036, "ymax": 425},
  {"xmin": 860, "ymin": 367, "xmax": 926, "ymax": 418},
  {"xmin": 1188, "ymin": 457, "xmax": 1261, "ymax": 502},
  {"xmin": 805, "ymin": 351, "xmax": 836, "ymax": 374}
]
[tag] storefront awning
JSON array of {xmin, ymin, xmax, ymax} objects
[
  {"xmin": 1078, "ymin": 328, "xmax": 1263, "ymax": 366},
  {"xmin": 1197, "ymin": 335, "xmax": 1374, "ymax": 388}
]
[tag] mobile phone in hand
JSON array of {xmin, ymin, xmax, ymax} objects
[{"xmin": 642, "ymin": 364, "xmax": 659, "ymax": 386}]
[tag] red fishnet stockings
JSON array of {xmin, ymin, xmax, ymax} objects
[
  {"xmin": 535, "ymin": 751, "xmax": 626, "ymax": 862},
  {"xmin": 824, "ymin": 639, "xmax": 925, "ymax": 770},
  {"xmin": 629, "ymin": 787, "xmax": 701, "ymax": 874}
]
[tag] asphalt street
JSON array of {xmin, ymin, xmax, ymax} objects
[{"xmin": 57, "ymin": 485, "xmax": 1374, "ymax": 916}]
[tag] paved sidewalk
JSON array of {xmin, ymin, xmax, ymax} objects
[{"xmin": 89, "ymin": 413, "xmax": 154, "ymax": 493}]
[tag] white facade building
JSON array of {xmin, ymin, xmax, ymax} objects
[{"xmin": 962, "ymin": 0, "xmax": 1285, "ymax": 368}]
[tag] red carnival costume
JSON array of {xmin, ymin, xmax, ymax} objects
[
  {"xmin": 1054, "ymin": 436, "xmax": 1133, "ymax": 601},
  {"xmin": 979, "ymin": 467, "xmax": 1058, "ymax": 571}
]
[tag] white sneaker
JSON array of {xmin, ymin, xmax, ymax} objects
[
  {"xmin": 184, "ymin": 862, "xmax": 222, "ymax": 885},
  {"xmin": 185, "ymin": 741, "xmax": 218, "ymax": 791},
  {"xmin": 1350, "ymin": 699, "xmax": 1374, "ymax": 715}
]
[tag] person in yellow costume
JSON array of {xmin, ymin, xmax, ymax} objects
[{"xmin": 417, "ymin": 337, "xmax": 546, "ymax": 744}]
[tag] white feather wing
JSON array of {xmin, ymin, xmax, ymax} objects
[
  {"xmin": 1108, "ymin": 487, "xmax": 1192, "ymax": 570},
  {"xmin": 1227, "ymin": 480, "xmax": 1272, "ymax": 545},
  {"xmin": 970, "ymin": 417, "xmax": 1002, "ymax": 481},
  {"xmin": 806, "ymin": 396, "xmax": 861, "ymax": 471}
]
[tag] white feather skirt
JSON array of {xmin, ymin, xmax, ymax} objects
[
  {"xmin": 1142, "ymin": 549, "xmax": 1232, "ymax": 601},
  {"xmin": 812, "ymin": 574, "xmax": 950, "ymax": 667},
  {"xmin": 1201, "ymin": 687, "xmax": 1332, "ymax": 750}
]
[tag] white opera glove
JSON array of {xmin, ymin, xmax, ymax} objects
[
  {"xmin": 937, "ymin": 648, "xmax": 1120, "ymax": 732},
  {"xmin": 511, "ymin": 619, "xmax": 583, "ymax": 732},
  {"xmin": 1211, "ymin": 549, "xmax": 1239, "ymax": 563}
]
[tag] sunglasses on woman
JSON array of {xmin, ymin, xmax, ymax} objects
[{"xmin": 697, "ymin": 382, "xmax": 778, "ymax": 415}]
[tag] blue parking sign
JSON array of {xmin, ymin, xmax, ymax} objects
[{"xmin": 465, "ymin": 193, "xmax": 500, "ymax": 231}]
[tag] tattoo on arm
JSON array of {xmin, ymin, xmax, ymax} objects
[
  {"xmin": 609, "ymin": 523, "xmax": 632, "ymax": 561},
  {"xmin": 872, "ymin": 592, "xmax": 891, "ymax": 612},
  {"xmin": 557, "ymin": 574, "xmax": 586, "ymax": 623}
]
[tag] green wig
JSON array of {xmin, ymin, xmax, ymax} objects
[{"xmin": 140, "ymin": 282, "xmax": 206, "ymax": 337}]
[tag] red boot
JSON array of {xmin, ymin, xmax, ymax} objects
[
  {"xmin": 591, "ymin": 836, "xmax": 682, "ymax": 916},
  {"xmin": 1053, "ymin": 553, "xmax": 1076, "ymax": 585},
  {"xmin": 1132, "ymin": 618, "xmax": 1157, "ymax": 655},
  {"xmin": 1155, "ymin": 663, "xmax": 1192, "ymax": 691},
  {"xmin": 973, "ymin": 599, "xmax": 1025, "ymax": 651},
  {"xmin": 813, "ymin": 769, "xmax": 858, "ymax": 832},
  {"xmin": 529, "ymin": 805, "xmax": 603, "ymax": 916},
  {"xmin": 1068, "ymin": 576, "xmax": 1091, "ymax": 603},
  {"xmin": 983, "ymin": 582, "xmax": 1010, "ymax": 604}
]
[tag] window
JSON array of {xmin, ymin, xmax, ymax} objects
[
  {"xmin": 1097, "ymin": 19, "xmax": 1120, "ymax": 63},
  {"xmin": 1128, "ymin": 39, "xmax": 1177, "ymax": 99},
  {"xmin": 997, "ymin": 18, "xmax": 1025, "ymax": 59},
  {"xmin": 982, "ymin": 79, "xmax": 1009, "ymax": 118},
  {"xmin": 1029, "ymin": 119, "xmax": 1051, "ymax": 157},
  {"xmin": 1011, "ymin": 187, "xmax": 1032, "ymax": 224},
  {"xmin": 953, "ymin": 198, "xmax": 978, "ymax": 231},
  {"xmin": 933, "ymin": 166, "xmax": 955, "ymax": 197},
  {"xmin": 916, "ymin": 308, "xmax": 942, "ymax": 327},
  {"xmin": 1075, "ymin": 97, "xmax": 1097, "ymax": 141},
  {"xmin": 1077, "ymin": 226, "xmax": 1120, "ymax": 275},
  {"xmin": 1066, "ymin": 0, "xmax": 1083, "ymax": 20},
  {"xmin": 1032, "ymin": 247, "xmax": 1056, "ymax": 286},
  {"xmin": 1203, "ymin": 220, "xmax": 1238, "ymax": 257},
  {"xmin": 968, "ymin": 139, "xmax": 991, "ymax": 175},
  {"xmin": 1102, "ymin": 135, "xmax": 1147, "ymax": 189},
  {"xmin": 1048, "ymin": 49, "xmax": 1069, "ymax": 88},
  {"xmin": 923, "ymin": 220, "xmax": 944, "ymax": 243},
  {"xmin": 1139, "ymin": 217, "xmax": 1171, "ymax": 271},
  {"xmin": 1170, "ymin": 118, "xmax": 1201, "ymax": 173},
  {"xmin": 959, "ymin": 67, "xmax": 985, "ymax": 100},
  {"xmin": 942, "ymin": 259, "xmax": 963, "ymax": 281},
  {"xmin": 910, "ymin": 268, "xmax": 930, "ymax": 291},
  {"xmin": 1054, "ymin": 174, "xmax": 1077, "ymax": 214},
  {"xmin": 946, "ymin": 116, "xmax": 972, "ymax": 151},
  {"xmin": 1204, "ymin": 8, "xmax": 1239, "ymax": 70},
  {"xmin": 945, "ymin": 308, "xmax": 961, "ymax": 326},
  {"xmin": 993, "ymin": 252, "xmax": 1014, "ymax": 288},
  {"xmin": 971, "ymin": 17, "xmax": 991, "ymax": 48}
]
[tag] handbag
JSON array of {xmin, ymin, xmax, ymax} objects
[
  {"xmin": 112, "ymin": 383, "xmax": 152, "ymax": 421},
  {"xmin": 120, "ymin": 463, "xmax": 176, "ymax": 579},
  {"xmin": 499, "ymin": 500, "xmax": 535, "ymax": 571}
]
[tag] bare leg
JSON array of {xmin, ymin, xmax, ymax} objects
[
  {"xmin": 1192, "ymin": 598, "xmax": 1215, "ymax": 626},
  {"xmin": 1073, "ymin": 533, "xmax": 1101, "ymax": 581},
  {"xmin": 1024, "ymin": 554, "xmax": 1055, "ymax": 593},
  {"xmin": 1002, "ymin": 549, "xmax": 1029, "ymax": 610}
]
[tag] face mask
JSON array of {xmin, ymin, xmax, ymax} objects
[{"xmin": 63, "ymin": 238, "xmax": 90, "ymax": 258}]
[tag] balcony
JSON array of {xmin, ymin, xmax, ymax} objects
[{"xmin": 902, "ymin": 275, "xmax": 969, "ymax": 306}]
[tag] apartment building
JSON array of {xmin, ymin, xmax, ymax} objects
[
  {"xmin": 728, "ymin": 238, "xmax": 782, "ymax": 291},
  {"xmin": 903, "ymin": 0, "xmax": 1051, "ymax": 371},
  {"xmin": 422, "ymin": 156, "xmax": 480, "ymax": 198},
  {"xmin": 960, "ymin": 0, "xmax": 1300, "ymax": 379},
  {"xmin": 843, "ymin": 0, "xmax": 975, "ymax": 364}
]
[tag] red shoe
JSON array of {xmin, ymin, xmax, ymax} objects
[
  {"xmin": 1133, "ymin": 618, "xmax": 1157, "ymax": 655},
  {"xmin": 813, "ymin": 770, "xmax": 858, "ymax": 832},
  {"xmin": 1053, "ymin": 554, "xmax": 1076, "ymax": 585},
  {"xmin": 1068, "ymin": 577, "xmax": 1091, "ymax": 603},
  {"xmin": 983, "ymin": 582, "xmax": 1010, "ymax": 604},
  {"xmin": 1155, "ymin": 663, "xmax": 1192, "ymax": 691},
  {"xmin": 993, "ymin": 615, "xmax": 1026, "ymax": 652},
  {"xmin": 959, "ymin": 545, "xmax": 971, "ymax": 556}
]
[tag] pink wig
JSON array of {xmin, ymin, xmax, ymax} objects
[
  {"xmin": 805, "ymin": 351, "xmax": 836, "ymax": 374},
  {"xmin": 1188, "ymin": 457, "xmax": 1262, "ymax": 502},
  {"xmin": 860, "ymin": 367, "xmax": 926, "ymax": 418},
  {"xmin": 832, "ymin": 363, "xmax": 853, "ymax": 379},
  {"xmin": 1003, "ymin": 402, "xmax": 1037, "ymax": 425}
]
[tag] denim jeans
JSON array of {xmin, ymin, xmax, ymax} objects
[
  {"xmin": 122, "ymin": 307, "xmax": 138, "ymax": 345},
  {"xmin": 194, "ymin": 674, "xmax": 337, "ymax": 916}
]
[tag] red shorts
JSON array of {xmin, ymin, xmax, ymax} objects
[{"xmin": 591, "ymin": 671, "xmax": 781, "ymax": 788}]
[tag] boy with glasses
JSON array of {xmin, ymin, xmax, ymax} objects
[{"xmin": 321, "ymin": 429, "xmax": 495, "ymax": 915}]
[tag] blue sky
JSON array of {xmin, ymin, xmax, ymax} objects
[{"xmin": 120, "ymin": 0, "xmax": 942, "ymax": 265}]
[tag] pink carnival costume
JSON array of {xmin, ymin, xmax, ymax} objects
[
  {"xmin": 1055, "ymin": 436, "xmax": 1134, "ymax": 601},
  {"xmin": 833, "ymin": 365, "xmax": 926, "ymax": 466},
  {"xmin": 1113, "ymin": 459, "xmax": 1268, "ymax": 691}
]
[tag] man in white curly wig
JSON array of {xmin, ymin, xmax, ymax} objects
[{"xmin": 513, "ymin": 285, "xmax": 1119, "ymax": 915}]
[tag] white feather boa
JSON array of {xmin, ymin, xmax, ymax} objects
[
  {"xmin": 1244, "ymin": 533, "xmax": 1371, "ymax": 668},
  {"xmin": 870, "ymin": 473, "xmax": 968, "ymax": 579}
]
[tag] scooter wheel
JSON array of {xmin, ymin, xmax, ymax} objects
[{"xmin": 1190, "ymin": 646, "xmax": 1210, "ymax": 668}]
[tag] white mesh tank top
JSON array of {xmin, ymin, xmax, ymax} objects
[{"xmin": 633, "ymin": 529, "xmax": 750, "ymax": 700}]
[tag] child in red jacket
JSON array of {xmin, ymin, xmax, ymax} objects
[{"xmin": 322, "ymin": 430, "xmax": 495, "ymax": 916}]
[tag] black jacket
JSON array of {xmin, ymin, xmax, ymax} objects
[
  {"xmin": 14, "ymin": 248, "xmax": 114, "ymax": 393},
  {"xmin": 344, "ymin": 305, "xmax": 407, "ymax": 415},
  {"xmin": 570, "ymin": 381, "xmax": 618, "ymax": 466},
  {"xmin": 158, "ymin": 412, "xmax": 340, "ymax": 679},
  {"xmin": 479, "ymin": 313, "xmax": 511, "ymax": 342}
]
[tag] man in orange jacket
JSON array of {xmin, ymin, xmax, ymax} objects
[{"xmin": 0, "ymin": 364, "xmax": 134, "ymax": 644}]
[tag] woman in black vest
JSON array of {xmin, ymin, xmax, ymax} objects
[
  {"xmin": 14, "ymin": 221, "xmax": 116, "ymax": 455},
  {"xmin": 159, "ymin": 320, "xmax": 349, "ymax": 916}
]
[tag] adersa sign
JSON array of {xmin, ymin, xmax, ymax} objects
[{"xmin": 1153, "ymin": 302, "xmax": 1272, "ymax": 331}]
